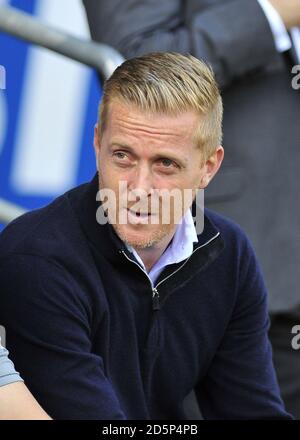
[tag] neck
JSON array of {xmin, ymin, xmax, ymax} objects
[{"xmin": 133, "ymin": 232, "xmax": 174, "ymax": 272}]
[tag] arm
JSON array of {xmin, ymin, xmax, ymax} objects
[
  {"xmin": 0, "ymin": 382, "xmax": 51, "ymax": 420},
  {"xmin": 0, "ymin": 346, "xmax": 50, "ymax": 420},
  {"xmin": 195, "ymin": 234, "xmax": 292, "ymax": 419},
  {"xmin": 0, "ymin": 344, "xmax": 23, "ymax": 388},
  {"xmin": 0, "ymin": 254, "xmax": 127, "ymax": 420},
  {"xmin": 83, "ymin": 0, "xmax": 282, "ymax": 88}
]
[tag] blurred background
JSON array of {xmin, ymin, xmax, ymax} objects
[
  {"xmin": 0, "ymin": 0, "xmax": 101, "ymax": 231},
  {"xmin": 1, "ymin": 0, "xmax": 300, "ymax": 419}
]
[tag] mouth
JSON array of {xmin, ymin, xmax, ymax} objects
[{"xmin": 127, "ymin": 208, "xmax": 152, "ymax": 218}]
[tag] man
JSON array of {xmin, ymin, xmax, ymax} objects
[
  {"xmin": 0, "ymin": 53, "xmax": 291, "ymax": 419},
  {"xmin": 82, "ymin": 0, "xmax": 300, "ymax": 417}
]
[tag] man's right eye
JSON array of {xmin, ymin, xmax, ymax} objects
[{"xmin": 113, "ymin": 151, "xmax": 128, "ymax": 160}]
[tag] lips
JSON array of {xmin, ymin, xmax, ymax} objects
[{"xmin": 127, "ymin": 208, "xmax": 150, "ymax": 217}]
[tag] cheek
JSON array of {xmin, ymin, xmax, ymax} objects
[
  {"xmin": 189, "ymin": 168, "xmax": 204, "ymax": 188},
  {"xmin": 99, "ymin": 158, "xmax": 118, "ymax": 184},
  {"xmin": 152, "ymin": 173, "xmax": 183, "ymax": 189},
  {"xmin": 99, "ymin": 169, "xmax": 133, "ymax": 207},
  {"xmin": 167, "ymin": 173, "xmax": 199, "ymax": 191},
  {"xmin": 99, "ymin": 164, "xmax": 115, "ymax": 192}
]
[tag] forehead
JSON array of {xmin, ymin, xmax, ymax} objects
[{"xmin": 104, "ymin": 100, "xmax": 200, "ymax": 144}]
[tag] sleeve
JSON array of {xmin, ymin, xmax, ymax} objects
[
  {"xmin": 194, "ymin": 234, "xmax": 292, "ymax": 420},
  {"xmin": 0, "ymin": 344, "xmax": 24, "ymax": 388},
  {"xmin": 82, "ymin": 0, "xmax": 280, "ymax": 88},
  {"xmin": 257, "ymin": 0, "xmax": 292, "ymax": 52},
  {"xmin": 0, "ymin": 254, "xmax": 127, "ymax": 420}
]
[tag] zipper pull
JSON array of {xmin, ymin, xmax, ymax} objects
[{"xmin": 152, "ymin": 288, "xmax": 160, "ymax": 311}]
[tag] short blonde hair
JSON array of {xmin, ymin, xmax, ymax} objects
[{"xmin": 98, "ymin": 52, "xmax": 223, "ymax": 158}]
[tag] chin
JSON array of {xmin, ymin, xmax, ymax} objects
[{"xmin": 113, "ymin": 223, "xmax": 172, "ymax": 250}]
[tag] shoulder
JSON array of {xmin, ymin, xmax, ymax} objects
[
  {"xmin": 0, "ymin": 181, "xmax": 100, "ymax": 315},
  {"xmin": 204, "ymin": 207, "xmax": 252, "ymax": 253},
  {"xmin": 0, "ymin": 182, "xmax": 89, "ymax": 263},
  {"xmin": 204, "ymin": 208, "xmax": 266, "ymax": 296}
]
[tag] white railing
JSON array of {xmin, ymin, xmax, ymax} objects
[{"xmin": 0, "ymin": 198, "xmax": 27, "ymax": 224}]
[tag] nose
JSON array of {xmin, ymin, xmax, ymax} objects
[{"xmin": 128, "ymin": 163, "xmax": 154, "ymax": 197}]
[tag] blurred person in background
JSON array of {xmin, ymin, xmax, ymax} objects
[{"xmin": 83, "ymin": 0, "xmax": 300, "ymax": 418}]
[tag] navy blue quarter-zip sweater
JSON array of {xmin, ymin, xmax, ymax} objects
[{"xmin": 0, "ymin": 174, "xmax": 291, "ymax": 420}]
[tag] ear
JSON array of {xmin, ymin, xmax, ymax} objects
[
  {"xmin": 199, "ymin": 146, "xmax": 224, "ymax": 188},
  {"xmin": 93, "ymin": 123, "xmax": 100, "ymax": 170}
]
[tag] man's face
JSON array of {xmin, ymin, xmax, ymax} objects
[{"xmin": 94, "ymin": 100, "xmax": 222, "ymax": 250}]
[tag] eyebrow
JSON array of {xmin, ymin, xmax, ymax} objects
[{"xmin": 109, "ymin": 142, "xmax": 188, "ymax": 167}]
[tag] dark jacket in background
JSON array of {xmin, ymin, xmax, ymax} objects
[{"xmin": 83, "ymin": 0, "xmax": 300, "ymax": 314}]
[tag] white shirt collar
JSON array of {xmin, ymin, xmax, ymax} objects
[{"xmin": 125, "ymin": 208, "xmax": 198, "ymax": 285}]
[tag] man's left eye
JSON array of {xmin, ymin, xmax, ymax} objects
[{"xmin": 158, "ymin": 158, "xmax": 176, "ymax": 168}]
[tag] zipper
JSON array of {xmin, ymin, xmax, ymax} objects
[
  {"xmin": 154, "ymin": 232, "xmax": 220, "ymax": 292},
  {"xmin": 121, "ymin": 250, "xmax": 160, "ymax": 310},
  {"xmin": 120, "ymin": 231, "xmax": 219, "ymax": 311},
  {"xmin": 152, "ymin": 287, "xmax": 160, "ymax": 311}
]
